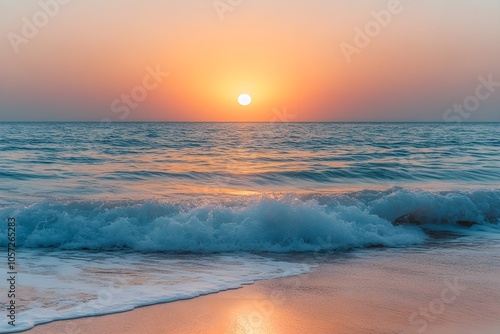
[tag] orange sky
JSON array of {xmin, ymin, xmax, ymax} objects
[{"xmin": 0, "ymin": 0, "xmax": 499, "ymax": 121}]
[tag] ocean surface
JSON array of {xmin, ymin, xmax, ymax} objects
[{"xmin": 0, "ymin": 122, "xmax": 499, "ymax": 332}]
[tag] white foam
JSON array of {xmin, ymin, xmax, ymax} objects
[{"xmin": 0, "ymin": 251, "xmax": 311, "ymax": 333}]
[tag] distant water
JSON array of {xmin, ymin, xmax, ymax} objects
[
  {"xmin": 1, "ymin": 123, "xmax": 499, "ymax": 203},
  {"xmin": 0, "ymin": 122, "xmax": 499, "ymax": 332}
]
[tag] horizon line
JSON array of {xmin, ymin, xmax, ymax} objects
[{"xmin": 0, "ymin": 121, "xmax": 499, "ymax": 124}]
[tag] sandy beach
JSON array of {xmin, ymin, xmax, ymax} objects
[{"xmin": 26, "ymin": 236, "xmax": 500, "ymax": 334}]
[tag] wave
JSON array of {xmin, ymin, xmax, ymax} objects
[{"xmin": 1, "ymin": 188, "xmax": 498, "ymax": 252}]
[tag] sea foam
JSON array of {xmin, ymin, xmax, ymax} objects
[
  {"xmin": 0, "ymin": 251, "xmax": 311, "ymax": 333},
  {"xmin": 1, "ymin": 188, "xmax": 498, "ymax": 253}
]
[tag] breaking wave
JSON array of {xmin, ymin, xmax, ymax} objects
[{"xmin": 1, "ymin": 188, "xmax": 498, "ymax": 252}]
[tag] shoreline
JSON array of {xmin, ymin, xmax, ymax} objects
[{"xmin": 25, "ymin": 239, "xmax": 500, "ymax": 334}]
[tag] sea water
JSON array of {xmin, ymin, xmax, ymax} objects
[{"xmin": 0, "ymin": 122, "xmax": 499, "ymax": 332}]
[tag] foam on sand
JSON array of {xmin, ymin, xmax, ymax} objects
[{"xmin": 0, "ymin": 251, "xmax": 311, "ymax": 333}]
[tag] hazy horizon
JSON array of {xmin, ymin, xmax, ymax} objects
[{"xmin": 1, "ymin": 121, "xmax": 499, "ymax": 123}]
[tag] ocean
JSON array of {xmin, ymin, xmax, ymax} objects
[{"xmin": 0, "ymin": 122, "xmax": 499, "ymax": 332}]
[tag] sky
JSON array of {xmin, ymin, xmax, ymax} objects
[{"xmin": 0, "ymin": 0, "xmax": 499, "ymax": 122}]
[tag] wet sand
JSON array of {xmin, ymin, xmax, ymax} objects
[{"xmin": 27, "ymin": 237, "xmax": 500, "ymax": 334}]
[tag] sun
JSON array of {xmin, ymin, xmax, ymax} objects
[{"xmin": 238, "ymin": 94, "xmax": 252, "ymax": 106}]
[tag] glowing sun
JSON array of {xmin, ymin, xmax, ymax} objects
[{"xmin": 238, "ymin": 94, "xmax": 252, "ymax": 106}]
